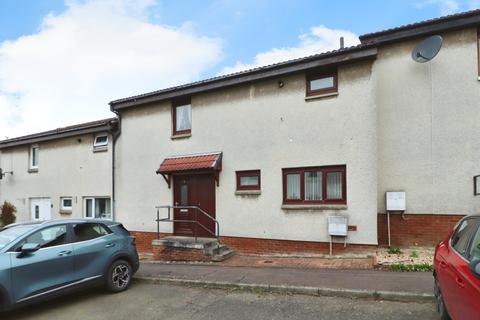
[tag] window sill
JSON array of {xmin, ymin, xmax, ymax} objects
[
  {"xmin": 281, "ymin": 204, "xmax": 347, "ymax": 211},
  {"xmin": 305, "ymin": 92, "xmax": 338, "ymax": 101},
  {"xmin": 59, "ymin": 210, "xmax": 72, "ymax": 215},
  {"xmin": 171, "ymin": 133, "xmax": 192, "ymax": 140},
  {"xmin": 28, "ymin": 168, "xmax": 38, "ymax": 173},
  {"xmin": 235, "ymin": 190, "xmax": 261, "ymax": 196},
  {"xmin": 93, "ymin": 146, "xmax": 108, "ymax": 153}
]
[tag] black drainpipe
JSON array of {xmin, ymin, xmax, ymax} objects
[{"xmin": 111, "ymin": 112, "xmax": 121, "ymax": 222}]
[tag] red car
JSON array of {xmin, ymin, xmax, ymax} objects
[{"xmin": 434, "ymin": 215, "xmax": 480, "ymax": 320}]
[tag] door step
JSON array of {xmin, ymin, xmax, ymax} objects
[{"xmin": 152, "ymin": 236, "xmax": 235, "ymax": 262}]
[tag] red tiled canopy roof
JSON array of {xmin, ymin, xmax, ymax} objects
[{"xmin": 156, "ymin": 152, "xmax": 222, "ymax": 174}]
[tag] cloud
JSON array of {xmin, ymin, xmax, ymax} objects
[
  {"xmin": 0, "ymin": 0, "xmax": 222, "ymax": 138},
  {"xmin": 415, "ymin": 0, "xmax": 460, "ymax": 14},
  {"xmin": 220, "ymin": 26, "xmax": 359, "ymax": 75}
]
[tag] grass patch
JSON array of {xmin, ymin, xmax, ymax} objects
[{"xmin": 409, "ymin": 250, "xmax": 419, "ymax": 258}]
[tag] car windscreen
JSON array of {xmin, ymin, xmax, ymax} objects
[{"xmin": 0, "ymin": 225, "xmax": 36, "ymax": 250}]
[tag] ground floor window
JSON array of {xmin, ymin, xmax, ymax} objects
[
  {"xmin": 282, "ymin": 165, "xmax": 346, "ymax": 204},
  {"xmin": 84, "ymin": 197, "xmax": 111, "ymax": 219},
  {"xmin": 236, "ymin": 170, "xmax": 261, "ymax": 191}
]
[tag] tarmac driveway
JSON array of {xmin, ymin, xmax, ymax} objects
[{"xmin": 3, "ymin": 282, "xmax": 438, "ymax": 320}]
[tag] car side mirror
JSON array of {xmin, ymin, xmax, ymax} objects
[
  {"xmin": 469, "ymin": 259, "xmax": 480, "ymax": 279},
  {"xmin": 20, "ymin": 243, "xmax": 41, "ymax": 254}
]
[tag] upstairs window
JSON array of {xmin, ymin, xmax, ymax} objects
[
  {"xmin": 236, "ymin": 170, "xmax": 261, "ymax": 191},
  {"xmin": 282, "ymin": 165, "xmax": 346, "ymax": 205},
  {"xmin": 29, "ymin": 145, "xmax": 39, "ymax": 170},
  {"xmin": 93, "ymin": 135, "xmax": 108, "ymax": 149},
  {"xmin": 172, "ymin": 98, "xmax": 192, "ymax": 136},
  {"xmin": 306, "ymin": 69, "xmax": 338, "ymax": 97}
]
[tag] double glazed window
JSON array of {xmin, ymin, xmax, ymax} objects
[
  {"xmin": 173, "ymin": 99, "xmax": 192, "ymax": 136},
  {"xmin": 282, "ymin": 165, "xmax": 346, "ymax": 204},
  {"xmin": 61, "ymin": 197, "xmax": 73, "ymax": 211},
  {"xmin": 236, "ymin": 170, "xmax": 261, "ymax": 191},
  {"xmin": 93, "ymin": 135, "xmax": 108, "ymax": 149},
  {"xmin": 30, "ymin": 145, "xmax": 39, "ymax": 169},
  {"xmin": 84, "ymin": 197, "xmax": 111, "ymax": 220},
  {"xmin": 306, "ymin": 69, "xmax": 338, "ymax": 97}
]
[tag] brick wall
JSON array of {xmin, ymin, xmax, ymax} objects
[
  {"xmin": 220, "ymin": 236, "xmax": 376, "ymax": 255},
  {"xmin": 377, "ymin": 213, "xmax": 464, "ymax": 246},
  {"xmin": 131, "ymin": 231, "xmax": 376, "ymax": 255},
  {"xmin": 152, "ymin": 244, "xmax": 210, "ymax": 262},
  {"xmin": 130, "ymin": 231, "xmax": 165, "ymax": 253}
]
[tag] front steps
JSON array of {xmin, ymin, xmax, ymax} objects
[{"xmin": 152, "ymin": 236, "xmax": 235, "ymax": 262}]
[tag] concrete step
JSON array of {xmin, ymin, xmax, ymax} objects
[
  {"xmin": 212, "ymin": 249, "xmax": 235, "ymax": 262},
  {"xmin": 211, "ymin": 244, "xmax": 231, "ymax": 256}
]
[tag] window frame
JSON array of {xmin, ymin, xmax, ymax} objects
[
  {"xmin": 72, "ymin": 222, "xmax": 112, "ymax": 243},
  {"xmin": 83, "ymin": 197, "xmax": 112, "ymax": 220},
  {"xmin": 29, "ymin": 144, "xmax": 39, "ymax": 170},
  {"xmin": 93, "ymin": 135, "xmax": 109, "ymax": 149},
  {"xmin": 451, "ymin": 217, "xmax": 480, "ymax": 261},
  {"xmin": 60, "ymin": 197, "xmax": 73, "ymax": 211},
  {"xmin": 306, "ymin": 69, "xmax": 338, "ymax": 97},
  {"xmin": 172, "ymin": 97, "xmax": 192, "ymax": 136},
  {"xmin": 282, "ymin": 165, "xmax": 346, "ymax": 205},
  {"xmin": 15, "ymin": 224, "xmax": 69, "ymax": 251},
  {"xmin": 236, "ymin": 170, "xmax": 261, "ymax": 191}
]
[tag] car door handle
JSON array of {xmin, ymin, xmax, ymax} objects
[
  {"xmin": 440, "ymin": 260, "xmax": 447, "ymax": 268},
  {"xmin": 105, "ymin": 243, "xmax": 116, "ymax": 248},
  {"xmin": 456, "ymin": 277, "xmax": 465, "ymax": 288},
  {"xmin": 58, "ymin": 250, "xmax": 72, "ymax": 256}
]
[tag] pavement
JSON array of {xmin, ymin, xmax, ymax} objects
[
  {"xmin": 3, "ymin": 282, "xmax": 438, "ymax": 320},
  {"xmin": 136, "ymin": 261, "xmax": 435, "ymax": 302}
]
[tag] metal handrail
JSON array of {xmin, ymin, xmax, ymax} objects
[{"xmin": 155, "ymin": 205, "xmax": 220, "ymax": 242}]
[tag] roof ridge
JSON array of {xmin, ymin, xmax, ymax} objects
[{"xmin": 360, "ymin": 8, "xmax": 480, "ymax": 41}]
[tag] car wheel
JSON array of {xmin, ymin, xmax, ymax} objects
[
  {"xmin": 106, "ymin": 259, "xmax": 132, "ymax": 293},
  {"xmin": 435, "ymin": 280, "xmax": 451, "ymax": 320}
]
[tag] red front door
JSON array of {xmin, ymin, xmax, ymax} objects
[{"xmin": 173, "ymin": 174, "xmax": 216, "ymax": 237}]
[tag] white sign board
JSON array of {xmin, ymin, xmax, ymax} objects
[
  {"xmin": 327, "ymin": 216, "xmax": 348, "ymax": 236},
  {"xmin": 386, "ymin": 192, "xmax": 406, "ymax": 211}
]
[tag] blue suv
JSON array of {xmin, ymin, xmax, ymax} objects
[{"xmin": 0, "ymin": 219, "xmax": 139, "ymax": 311}]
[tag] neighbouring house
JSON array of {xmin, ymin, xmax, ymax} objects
[
  {"xmin": 0, "ymin": 119, "xmax": 118, "ymax": 222},
  {"xmin": 2, "ymin": 10, "xmax": 480, "ymax": 257}
]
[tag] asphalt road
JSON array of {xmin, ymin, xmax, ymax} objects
[{"xmin": 3, "ymin": 282, "xmax": 439, "ymax": 320}]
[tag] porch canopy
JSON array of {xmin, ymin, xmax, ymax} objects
[{"xmin": 156, "ymin": 152, "xmax": 222, "ymax": 188}]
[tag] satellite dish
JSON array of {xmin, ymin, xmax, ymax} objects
[{"xmin": 412, "ymin": 35, "xmax": 443, "ymax": 63}]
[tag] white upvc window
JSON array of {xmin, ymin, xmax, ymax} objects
[
  {"xmin": 84, "ymin": 197, "xmax": 111, "ymax": 220},
  {"xmin": 30, "ymin": 145, "xmax": 39, "ymax": 169},
  {"xmin": 93, "ymin": 135, "xmax": 108, "ymax": 149},
  {"xmin": 60, "ymin": 197, "xmax": 73, "ymax": 211}
]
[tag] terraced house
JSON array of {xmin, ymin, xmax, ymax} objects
[
  {"xmin": 2, "ymin": 10, "xmax": 480, "ymax": 257},
  {"xmin": 0, "ymin": 119, "xmax": 118, "ymax": 222}
]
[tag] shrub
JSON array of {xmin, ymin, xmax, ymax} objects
[
  {"xmin": 410, "ymin": 250, "xmax": 419, "ymax": 258},
  {"xmin": 0, "ymin": 201, "xmax": 17, "ymax": 227},
  {"xmin": 390, "ymin": 263, "xmax": 433, "ymax": 272}
]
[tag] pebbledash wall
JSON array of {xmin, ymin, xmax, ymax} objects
[
  {"xmin": 114, "ymin": 61, "xmax": 379, "ymax": 254},
  {"xmin": 0, "ymin": 124, "xmax": 114, "ymax": 222},
  {"xmin": 375, "ymin": 27, "xmax": 480, "ymax": 246},
  {"xmin": 113, "ymin": 19, "xmax": 480, "ymax": 253}
]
